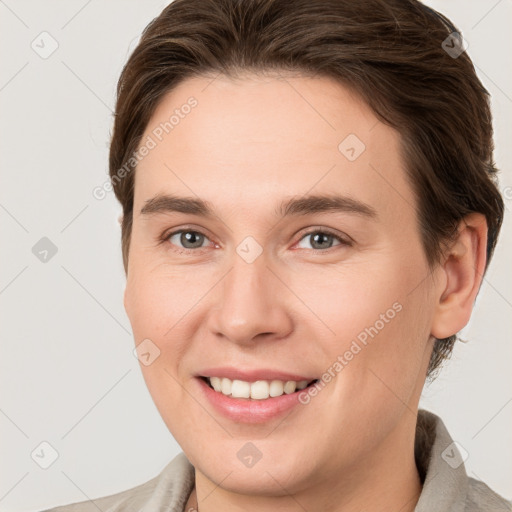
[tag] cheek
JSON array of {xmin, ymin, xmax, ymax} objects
[
  {"xmin": 290, "ymin": 262, "xmax": 432, "ymax": 465},
  {"xmin": 302, "ymin": 261, "xmax": 417, "ymax": 345},
  {"xmin": 308, "ymin": 258, "xmax": 432, "ymax": 396},
  {"xmin": 124, "ymin": 261, "xmax": 218, "ymax": 378},
  {"xmin": 125, "ymin": 260, "xmax": 199, "ymax": 340},
  {"xmin": 124, "ymin": 268, "xmax": 203, "ymax": 436}
]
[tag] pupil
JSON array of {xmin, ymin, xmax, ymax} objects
[
  {"xmin": 182, "ymin": 231, "xmax": 203, "ymax": 248},
  {"xmin": 312, "ymin": 233, "xmax": 331, "ymax": 249}
]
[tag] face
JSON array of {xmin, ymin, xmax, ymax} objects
[{"xmin": 124, "ymin": 72, "xmax": 437, "ymax": 496}]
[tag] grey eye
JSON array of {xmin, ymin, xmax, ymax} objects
[
  {"xmin": 169, "ymin": 230, "xmax": 208, "ymax": 249},
  {"xmin": 297, "ymin": 231, "xmax": 343, "ymax": 250}
]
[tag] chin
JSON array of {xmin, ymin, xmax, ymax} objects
[
  {"xmin": 199, "ymin": 459, "xmax": 308, "ymax": 497},
  {"xmin": 185, "ymin": 436, "xmax": 319, "ymax": 496}
]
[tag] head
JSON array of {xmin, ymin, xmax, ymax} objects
[{"xmin": 110, "ymin": 0, "xmax": 503, "ymax": 498}]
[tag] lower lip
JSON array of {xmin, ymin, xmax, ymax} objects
[{"xmin": 196, "ymin": 377, "xmax": 311, "ymax": 423}]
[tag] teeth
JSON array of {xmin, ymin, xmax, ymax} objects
[
  {"xmin": 269, "ymin": 380, "xmax": 284, "ymax": 397},
  {"xmin": 284, "ymin": 381, "xmax": 297, "ymax": 394},
  {"xmin": 231, "ymin": 379, "xmax": 251, "ymax": 398},
  {"xmin": 250, "ymin": 380, "xmax": 269, "ymax": 399},
  {"xmin": 207, "ymin": 377, "xmax": 311, "ymax": 399},
  {"xmin": 221, "ymin": 377, "xmax": 232, "ymax": 395},
  {"xmin": 210, "ymin": 376, "xmax": 222, "ymax": 392},
  {"xmin": 296, "ymin": 380, "xmax": 309, "ymax": 390}
]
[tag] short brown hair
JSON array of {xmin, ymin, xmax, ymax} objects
[{"xmin": 109, "ymin": 0, "xmax": 504, "ymax": 377}]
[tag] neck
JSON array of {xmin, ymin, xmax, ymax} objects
[{"xmin": 185, "ymin": 410, "xmax": 423, "ymax": 512}]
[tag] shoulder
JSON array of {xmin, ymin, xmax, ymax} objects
[
  {"xmin": 415, "ymin": 409, "xmax": 511, "ymax": 512},
  {"xmin": 38, "ymin": 452, "xmax": 195, "ymax": 512},
  {"xmin": 465, "ymin": 477, "xmax": 512, "ymax": 512}
]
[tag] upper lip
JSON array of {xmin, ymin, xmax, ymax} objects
[{"xmin": 197, "ymin": 367, "xmax": 316, "ymax": 382}]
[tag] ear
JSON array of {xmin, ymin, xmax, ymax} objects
[
  {"xmin": 118, "ymin": 213, "xmax": 124, "ymax": 225},
  {"xmin": 430, "ymin": 213, "xmax": 488, "ymax": 339}
]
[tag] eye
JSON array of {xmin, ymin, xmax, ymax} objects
[
  {"xmin": 295, "ymin": 229, "xmax": 351, "ymax": 251},
  {"xmin": 160, "ymin": 227, "xmax": 351, "ymax": 254},
  {"xmin": 164, "ymin": 229, "xmax": 211, "ymax": 252}
]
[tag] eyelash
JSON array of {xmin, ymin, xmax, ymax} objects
[{"xmin": 158, "ymin": 226, "xmax": 352, "ymax": 254}]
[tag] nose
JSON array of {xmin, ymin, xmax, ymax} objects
[{"xmin": 206, "ymin": 253, "xmax": 294, "ymax": 346}]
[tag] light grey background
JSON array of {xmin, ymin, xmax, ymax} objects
[{"xmin": 0, "ymin": 1, "xmax": 510, "ymax": 510}]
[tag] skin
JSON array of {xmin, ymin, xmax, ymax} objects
[{"xmin": 123, "ymin": 72, "xmax": 488, "ymax": 512}]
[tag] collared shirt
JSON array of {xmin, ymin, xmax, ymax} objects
[{"xmin": 40, "ymin": 409, "xmax": 511, "ymax": 511}]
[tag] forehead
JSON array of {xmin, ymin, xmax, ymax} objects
[{"xmin": 134, "ymin": 72, "xmax": 414, "ymax": 222}]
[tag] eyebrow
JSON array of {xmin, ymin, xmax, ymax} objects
[{"xmin": 140, "ymin": 193, "xmax": 377, "ymax": 219}]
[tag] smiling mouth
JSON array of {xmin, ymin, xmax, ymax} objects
[{"xmin": 200, "ymin": 376, "xmax": 319, "ymax": 400}]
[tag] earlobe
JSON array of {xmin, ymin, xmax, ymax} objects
[{"xmin": 431, "ymin": 213, "xmax": 488, "ymax": 339}]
